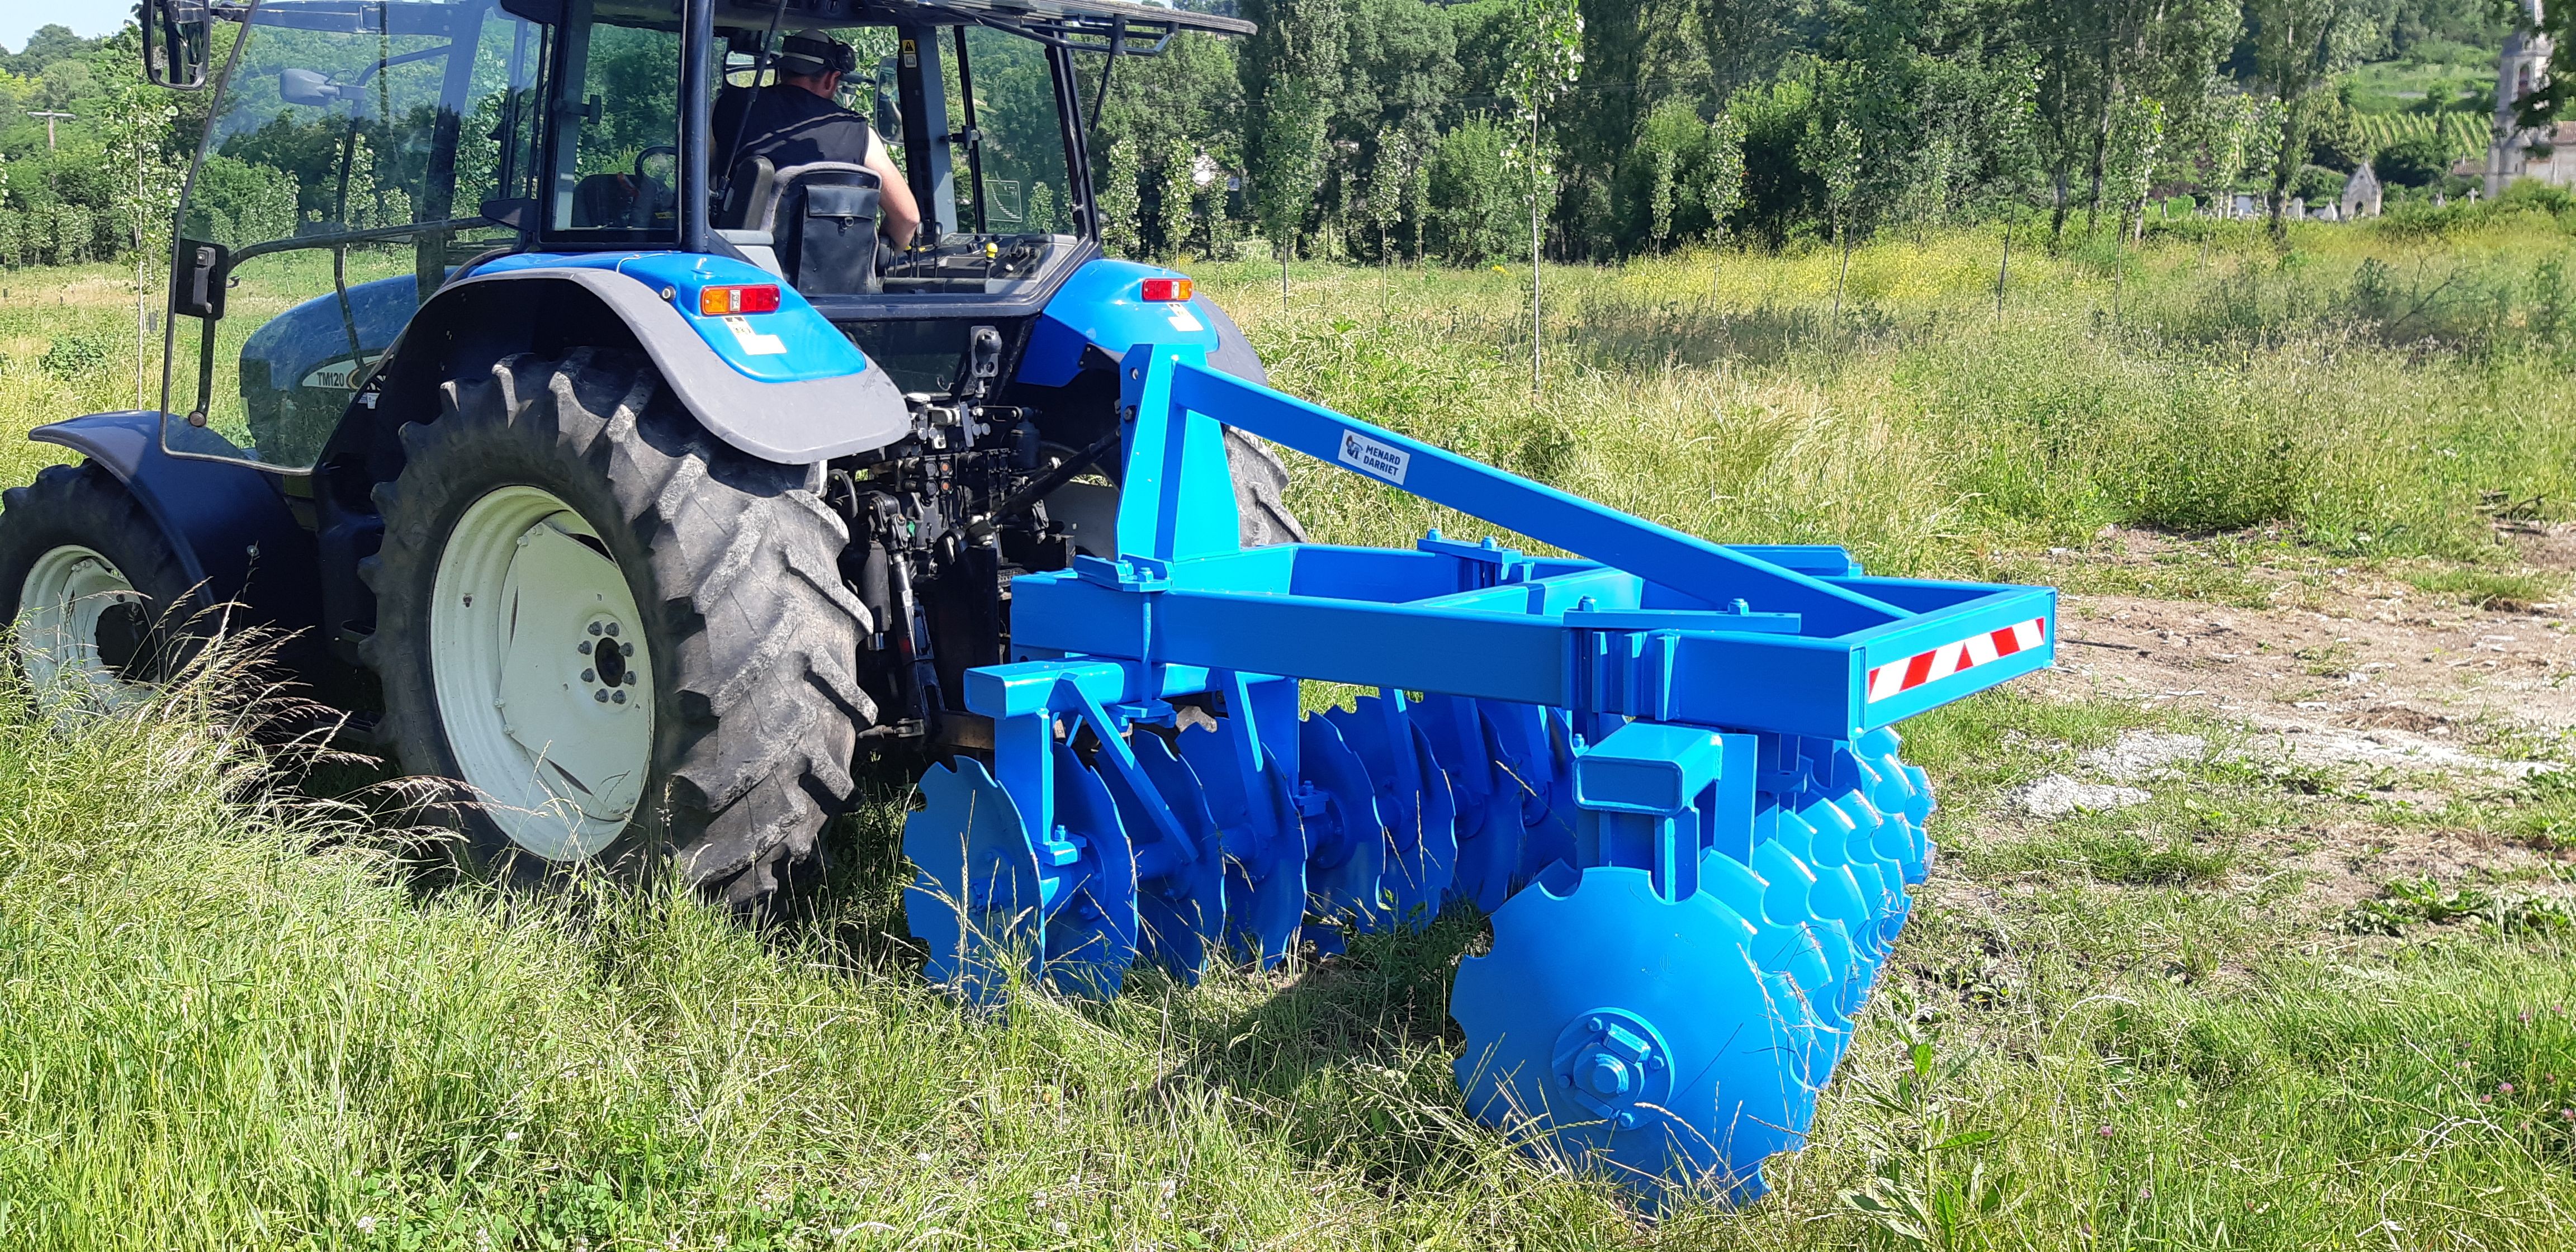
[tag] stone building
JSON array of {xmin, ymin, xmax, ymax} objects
[
  {"xmin": 2341, "ymin": 161, "xmax": 2383, "ymax": 217},
  {"xmin": 2485, "ymin": 1, "xmax": 2576, "ymax": 194}
]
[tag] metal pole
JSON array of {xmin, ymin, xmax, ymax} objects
[
  {"xmin": 1530, "ymin": 105, "xmax": 1541, "ymax": 395},
  {"xmin": 29, "ymin": 112, "xmax": 74, "ymax": 151},
  {"xmin": 678, "ymin": 0, "xmax": 713, "ymax": 254},
  {"xmin": 136, "ymin": 154, "xmax": 148, "ymax": 407}
]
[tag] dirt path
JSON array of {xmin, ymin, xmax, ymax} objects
[
  {"xmin": 2035, "ymin": 524, "xmax": 2576, "ymax": 771},
  {"xmin": 1995, "ymin": 525, "xmax": 2576, "ymax": 915}
]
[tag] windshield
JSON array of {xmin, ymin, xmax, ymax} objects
[{"xmin": 168, "ymin": 0, "xmax": 543, "ymax": 471}]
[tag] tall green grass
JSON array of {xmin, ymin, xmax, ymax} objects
[
  {"xmin": 3, "ymin": 667, "xmax": 2576, "ymax": 1249},
  {"xmin": 1203, "ymin": 217, "xmax": 2576, "ymax": 576}
]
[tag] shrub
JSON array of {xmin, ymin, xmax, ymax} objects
[
  {"xmin": 2294, "ymin": 164, "xmax": 2347, "ymax": 206},
  {"xmin": 41, "ymin": 331, "xmax": 113, "ymax": 377},
  {"xmin": 2378, "ymin": 134, "xmax": 2450, "ymax": 188},
  {"xmin": 1423, "ymin": 115, "xmax": 1518, "ymax": 265}
]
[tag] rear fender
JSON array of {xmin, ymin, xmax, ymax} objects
[
  {"xmin": 30, "ymin": 411, "xmax": 322, "ymax": 645},
  {"xmin": 1018, "ymin": 259, "xmax": 1266, "ymax": 388},
  {"xmin": 361, "ymin": 264, "xmax": 908, "ymax": 470}
]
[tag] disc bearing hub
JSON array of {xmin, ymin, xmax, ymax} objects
[{"xmin": 1551, "ymin": 1008, "xmax": 1673, "ymax": 1131}]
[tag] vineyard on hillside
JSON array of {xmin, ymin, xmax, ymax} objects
[{"xmin": 2355, "ymin": 110, "xmax": 2496, "ymax": 163}]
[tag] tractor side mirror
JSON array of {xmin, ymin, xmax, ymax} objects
[
  {"xmin": 280, "ymin": 69, "xmax": 349, "ymax": 107},
  {"xmin": 143, "ymin": 0, "xmax": 211, "ymax": 91},
  {"xmin": 171, "ymin": 238, "xmax": 230, "ymax": 321}
]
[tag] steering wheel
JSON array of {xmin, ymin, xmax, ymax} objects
[{"xmin": 634, "ymin": 144, "xmax": 678, "ymax": 183}]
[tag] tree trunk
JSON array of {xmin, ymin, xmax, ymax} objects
[
  {"xmin": 2086, "ymin": 72, "xmax": 2122, "ymax": 238},
  {"xmin": 2267, "ymin": 90, "xmax": 2305, "ymax": 243}
]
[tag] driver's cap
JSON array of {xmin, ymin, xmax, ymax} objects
[{"xmin": 775, "ymin": 30, "xmax": 857, "ymax": 77}]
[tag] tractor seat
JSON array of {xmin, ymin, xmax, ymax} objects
[
  {"xmin": 717, "ymin": 155, "xmax": 882, "ymax": 297},
  {"xmin": 571, "ymin": 172, "xmax": 671, "ymax": 229}
]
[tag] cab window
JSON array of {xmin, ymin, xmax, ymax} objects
[
  {"xmin": 543, "ymin": 0, "xmax": 682, "ymax": 239},
  {"xmin": 167, "ymin": 0, "xmax": 541, "ymax": 471}
]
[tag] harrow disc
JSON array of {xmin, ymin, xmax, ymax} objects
[
  {"xmin": 1751, "ymin": 838, "xmax": 1869, "ymax": 1019},
  {"xmin": 898, "ymin": 747, "xmax": 1140, "ymax": 1002},
  {"xmin": 1299, "ymin": 715, "xmax": 1390, "ymax": 936},
  {"xmin": 1769, "ymin": 807, "xmax": 1886, "ymax": 982},
  {"xmin": 1854, "ymin": 729, "xmax": 1936, "ymax": 882},
  {"xmin": 902, "ymin": 758, "xmax": 1043, "ymax": 1004},
  {"xmin": 1176, "ymin": 720, "xmax": 1308, "ymax": 968},
  {"xmin": 1325, "ymin": 694, "xmax": 1459, "ymax": 929},
  {"xmin": 1484, "ymin": 701, "xmax": 1578, "ymax": 888},
  {"xmin": 1035, "ymin": 742, "xmax": 1142, "ymax": 995},
  {"xmin": 1110, "ymin": 732, "xmax": 1228, "ymax": 984},
  {"xmin": 1452, "ymin": 866, "xmax": 1815, "ymax": 1206},
  {"xmin": 1698, "ymin": 850, "xmax": 1854, "ymax": 1084},
  {"xmin": 1806, "ymin": 795, "xmax": 1908, "ymax": 943},
  {"xmin": 1412, "ymin": 694, "xmax": 1519, "ymax": 912}
]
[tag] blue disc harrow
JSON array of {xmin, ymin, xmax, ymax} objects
[{"xmin": 902, "ymin": 343, "xmax": 2056, "ymax": 1206}]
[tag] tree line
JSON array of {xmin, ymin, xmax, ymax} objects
[
  {"xmin": 1095, "ymin": 0, "xmax": 2522, "ymax": 264},
  {"xmin": 0, "ymin": 1, "xmax": 2536, "ymax": 271}
]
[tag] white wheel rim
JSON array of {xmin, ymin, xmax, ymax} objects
[
  {"xmin": 17, "ymin": 544, "xmax": 156, "ymax": 712},
  {"xmin": 429, "ymin": 486, "xmax": 655, "ymax": 862}
]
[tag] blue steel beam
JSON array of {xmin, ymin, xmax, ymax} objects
[
  {"xmin": 1004, "ymin": 575, "xmax": 2056, "ymax": 741},
  {"xmin": 1116, "ymin": 346, "xmax": 1912, "ymax": 636}
]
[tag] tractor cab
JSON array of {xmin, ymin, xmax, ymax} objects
[{"xmin": 154, "ymin": 0, "xmax": 1245, "ymax": 473}]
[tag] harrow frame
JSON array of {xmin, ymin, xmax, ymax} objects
[{"xmin": 903, "ymin": 342, "xmax": 2059, "ymax": 1202}]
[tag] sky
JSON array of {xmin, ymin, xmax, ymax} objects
[{"xmin": 3, "ymin": 0, "xmax": 133, "ymax": 58}]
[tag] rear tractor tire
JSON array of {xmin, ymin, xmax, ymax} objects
[
  {"xmin": 0, "ymin": 462, "xmax": 195, "ymax": 713},
  {"xmin": 1223, "ymin": 426, "xmax": 1306, "ymax": 548},
  {"xmin": 363, "ymin": 349, "xmax": 874, "ymax": 909}
]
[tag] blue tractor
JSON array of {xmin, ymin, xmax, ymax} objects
[{"xmin": 4, "ymin": 0, "xmax": 2059, "ymax": 1204}]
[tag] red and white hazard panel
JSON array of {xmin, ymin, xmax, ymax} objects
[{"xmin": 1867, "ymin": 617, "xmax": 2048, "ymax": 703}]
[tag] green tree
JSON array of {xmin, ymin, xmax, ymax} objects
[
  {"xmin": 1362, "ymin": 124, "xmax": 1413, "ymax": 261},
  {"xmin": 1151, "ymin": 139, "xmax": 1194, "ymax": 259},
  {"xmin": 1696, "ymin": 0, "xmax": 1827, "ymax": 99},
  {"xmin": 1099, "ymin": 137, "xmax": 1142, "ymax": 257},
  {"xmin": 1694, "ymin": 110, "xmax": 1749, "ymax": 243},
  {"xmin": 1340, "ymin": 0, "xmax": 1460, "ymax": 155},
  {"xmin": 2248, "ymin": 0, "xmax": 2394, "ymax": 238},
  {"xmin": 2377, "ymin": 131, "xmax": 2449, "ymax": 186},
  {"xmin": 1805, "ymin": 113, "xmax": 1862, "ymax": 319},
  {"xmin": 1503, "ymin": 0, "xmax": 1583, "ymax": 259},
  {"xmin": 1425, "ymin": 113, "xmax": 1518, "ymax": 262},
  {"xmin": 1240, "ymin": 0, "xmax": 1347, "ymax": 263}
]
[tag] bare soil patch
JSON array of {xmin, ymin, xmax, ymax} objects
[
  {"xmin": 2034, "ymin": 527, "xmax": 2576, "ymax": 771},
  {"xmin": 1985, "ymin": 528, "xmax": 2576, "ymax": 918}
]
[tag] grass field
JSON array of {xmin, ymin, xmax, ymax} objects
[{"xmin": 3, "ymin": 211, "xmax": 2576, "ymax": 1250}]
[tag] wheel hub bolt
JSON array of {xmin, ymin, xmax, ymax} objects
[{"xmin": 1584, "ymin": 1054, "xmax": 1631, "ymax": 1098}]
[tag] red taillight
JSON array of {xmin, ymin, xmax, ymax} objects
[
  {"xmin": 699, "ymin": 284, "xmax": 781, "ymax": 316},
  {"xmin": 1139, "ymin": 277, "xmax": 1192, "ymax": 302}
]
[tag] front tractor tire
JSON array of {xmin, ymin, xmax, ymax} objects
[
  {"xmin": 0, "ymin": 462, "xmax": 195, "ymax": 712},
  {"xmin": 364, "ymin": 349, "xmax": 873, "ymax": 909}
]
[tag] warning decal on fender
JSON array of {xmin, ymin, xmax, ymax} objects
[
  {"xmin": 721, "ymin": 315, "xmax": 787, "ymax": 356},
  {"xmin": 1337, "ymin": 430, "xmax": 1410, "ymax": 485}
]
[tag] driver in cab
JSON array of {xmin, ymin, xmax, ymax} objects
[{"xmin": 713, "ymin": 31, "xmax": 922, "ymax": 249}]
